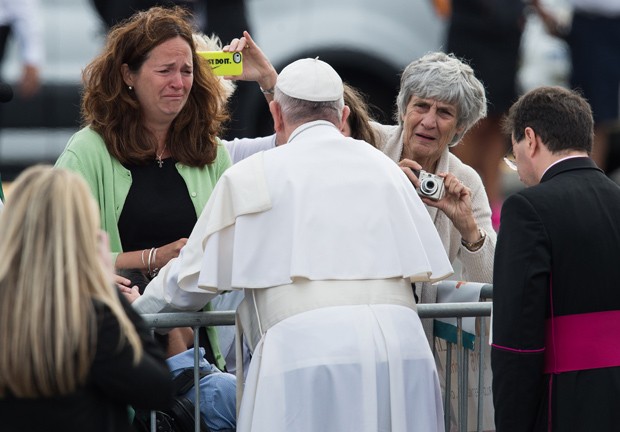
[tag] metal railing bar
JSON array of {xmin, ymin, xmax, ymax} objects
[
  {"xmin": 193, "ymin": 327, "xmax": 201, "ymax": 432},
  {"xmin": 479, "ymin": 284, "xmax": 493, "ymax": 300},
  {"xmin": 142, "ymin": 311, "xmax": 236, "ymax": 328},
  {"xmin": 477, "ymin": 317, "xmax": 486, "ymax": 432},
  {"xmin": 456, "ymin": 317, "xmax": 465, "ymax": 432},
  {"xmin": 140, "ymin": 302, "xmax": 492, "ymax": 329},
  {"xmin": 418, "ymin": 302, "xmax": 491, "ymax": 318}
]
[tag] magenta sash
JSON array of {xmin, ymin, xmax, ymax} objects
[{"xmin": 545, "ymin": 310, "xmax": 620, "ymax": 373}]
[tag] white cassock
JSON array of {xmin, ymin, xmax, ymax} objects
[{"xmin": 135, "ymin": 121, "xmax": 453, "ymax": 432}]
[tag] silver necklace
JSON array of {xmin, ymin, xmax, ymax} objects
[{"xmin": 156, "ymin": 144, "xmax": 167, "ymax": 168}]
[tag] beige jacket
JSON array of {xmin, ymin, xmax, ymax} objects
[{"xmin": 372, "ymin": 122, "xmax": 496, "ymax": 304}]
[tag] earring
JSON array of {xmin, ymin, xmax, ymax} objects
[{"xmin": 128, "ymin": 85, "xmax": 133, "ymax": 91}]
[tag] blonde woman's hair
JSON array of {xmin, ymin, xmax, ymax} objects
[{"xmin": 0, "ymin": 166, "xmax": 143, "ymax": 398}]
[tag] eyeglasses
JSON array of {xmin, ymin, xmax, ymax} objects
[{"xmin": 503, "ymin": 151, "xmax": 517, "ymax": 171}]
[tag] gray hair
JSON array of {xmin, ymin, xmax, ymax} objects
[
  {"xmin": 274, "ymin": 88, "xmax": 345, "ymax": 127},
  {"xmin": 396, "ymin": 52, "xmax": 487, "ymax": 146}
]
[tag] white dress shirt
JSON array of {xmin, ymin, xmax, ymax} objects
[{"xmin": 0, "ymin": 0, "xmax": 43, "ymax": 67}]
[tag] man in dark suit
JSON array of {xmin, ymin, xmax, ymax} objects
[{"xmin": 491, "ymin": 86, "xmax": 620, "ymax": 431}]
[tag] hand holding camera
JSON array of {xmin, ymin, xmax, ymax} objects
[
  {"xmin": 400, "ymin": 161, "xmax": 478, "ymax": 241},
  {"xmin": 411, "ymin": 169, "xmax": 445, "ymax": 201}
]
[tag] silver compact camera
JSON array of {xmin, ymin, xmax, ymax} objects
[{"xmin": 416, "ymin": 170, "xmax": 445, "ymax": 201}]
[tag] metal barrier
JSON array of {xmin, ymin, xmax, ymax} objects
[
  {"xmin": 141, "ymin": 287, "xmax": 493, "ymax": 432},
  {"xmin": 142, "ymin": 312, "xmax": 234, "ymax": 432}
]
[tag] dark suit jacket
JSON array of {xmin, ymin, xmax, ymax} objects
[{"xmin": 492, "ymin": 157, "xmax": 620, "ymax": 431}]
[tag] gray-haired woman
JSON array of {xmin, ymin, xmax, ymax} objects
[{"xmin": 373, "ymin": 51, "xmax": 495, "ymax": 305}]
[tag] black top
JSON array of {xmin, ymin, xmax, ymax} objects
[
  {"xmin": 118, "ymin": 158, "xmax": 197, "ymax": 252},
  {"xmin": 0, "ymin": 293, "xmax": 173, "ymax": 432}
]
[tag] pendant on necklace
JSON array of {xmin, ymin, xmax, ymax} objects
[{"xmin": 156, "ymin": 145, "xmax": 167, "ymax": 168}]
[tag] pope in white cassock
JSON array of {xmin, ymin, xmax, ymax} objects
[{"xmin": 134, "ymin": 57, "xmax": 454, "ymax": 432}]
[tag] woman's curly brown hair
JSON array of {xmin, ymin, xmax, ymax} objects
[{"xmin": 81, "ymin": 6, "xmax": 229, "ymax": 167}]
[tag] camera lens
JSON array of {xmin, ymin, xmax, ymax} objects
[{"xmin": 420, "ymin": 178, "xmax": 438, "ymax": 195}]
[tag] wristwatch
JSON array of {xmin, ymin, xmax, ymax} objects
[{"xmin": 461, "ymin": 228, "xmax": 486, "ymax": 252}]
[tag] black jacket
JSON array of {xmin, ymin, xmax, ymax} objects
[{"xmin": 492, "ymin": 157, "xmax": 620, "ymax": 431}]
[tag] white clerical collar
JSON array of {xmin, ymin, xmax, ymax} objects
[
  {"xmin": 287, "ymin": 120, "xmax": 339, "ymax": 143},
  {"xmin": 542, "ymin": 154, "xmax": 588, "ymax": 177}
]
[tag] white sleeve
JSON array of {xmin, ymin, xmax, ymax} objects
[
  {"xmin": 7, "ymin": 0, "xmax": 44, "ymax": 66},
  {"xmin": 132, "ymin": 256, "xmax": 217, "ymax": 314},
  {"xmin": 222, "ymin": 135, "xmax": 276, "ymax": 164}
]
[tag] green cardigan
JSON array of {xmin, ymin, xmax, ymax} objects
[
  {"xmin": 0, "ymin": 172, "xmax": 4, "ymax": 201},
  {"xmin": 56, "ymin": 127, "xmax": 232, "ymax": 255},
  {"xmin": 56, "ymin": 127, "xmax": 232, "ymax": 370}
]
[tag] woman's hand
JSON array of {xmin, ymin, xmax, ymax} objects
[
  {"xmin": 119, "ymin": 283, "xmax": 141, "ymax": 304},
  {"xmin": 399, "ymin": 158, "xmax": 424, "ymax": 190},
  {"xmin": 398, "ymin": 162, "xmax": 480, "ymax": 243},
  {"xmin": 155, "ymin": 238, "xmax": 188, "ymax": 268},
  {"xmin": 223, "ymin": 31, "xmax": 278, "ymax": 95},
  {"xmin": 115, "ymin": 274, "xmax": 141, "ymax": 303},
  {"xmin": 426, "ymin": 172, "xmax": 479, "ymax": 242},
  {"xmin": 114, "ymin": 274, "xmax": 133, "ymax": 289},
  {"xmin": 114, "ymin": 238, "xmax": 187, "ymax": 273}
]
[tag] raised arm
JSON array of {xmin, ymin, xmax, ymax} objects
[{"xmin": 223, "ymin": 31, "xmax": 278, "ymax": 102}]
